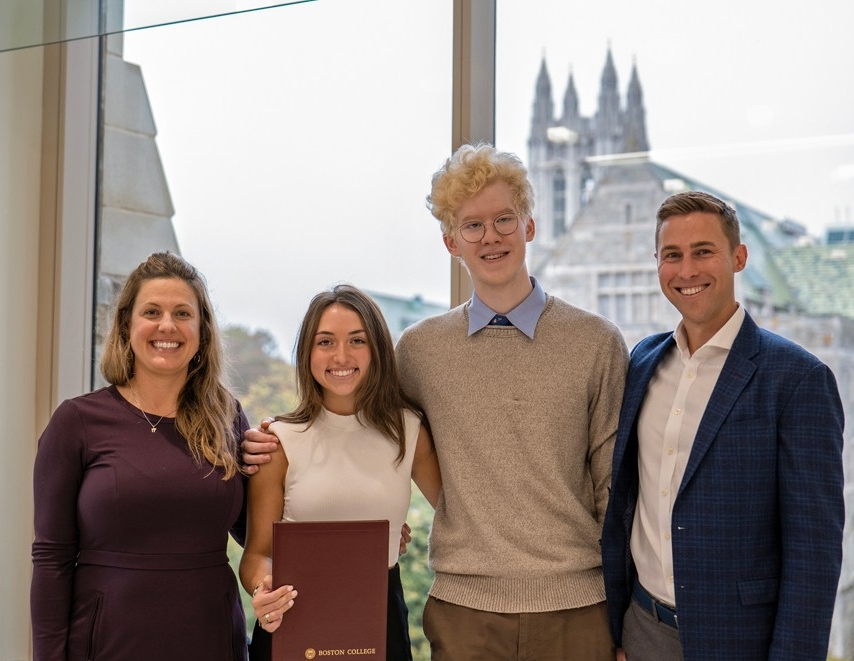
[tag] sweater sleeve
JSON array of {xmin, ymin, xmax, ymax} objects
[
  {"xmin": 396, "ymin": 327, "xmax": 421, "ymax": 404},
  {"xmin": 588, "ymin": 325, "xmax": 629, "ymax": 525},
  {"xmin": 31, "ymin": 400, "xmax": 88, "ymax": 660}
]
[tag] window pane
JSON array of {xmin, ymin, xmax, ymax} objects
[
  {"xmin": 497, "ymin": 0, "xmax": 854, "ymax": 342},
  {"xmin": 497, "ymin": 3, "xmax": 853, "ymax": 658},
  {"xmin": 0, "ymin": 0, "xmax": 310, "ymax": 52},
  {"xmin": 104, "ymin": 0, "xmax": 451, "ymax": 366},
  {"xmin": 497, "ymin": 2, "xmax": 854, "ymax": 243},
  {"xmin": 99, "ymin": 1, "xmax": 451, "ymax": 655}
]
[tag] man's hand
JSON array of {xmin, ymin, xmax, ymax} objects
[{"xmin": 241, "ymin": 418, "xmax": 280, "ymax": 475}]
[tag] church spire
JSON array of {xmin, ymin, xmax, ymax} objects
[
  {"xmin": 562, "ymin": 67, "xmax": 579, "ymax": 127},
  {"xmin": 596, "ymin": 45, "xmax": 622, "ymax": 156},
  {"xmin": 600, "ymin": 46, "xmax": 618, "ymax": 93},
  {"xmin": 530, "ymin": 56, "xmax": 554, "ymax": 140},
  {"xmin": 623, "ymin": 59, "xmax": 649, "ymax": 152}
]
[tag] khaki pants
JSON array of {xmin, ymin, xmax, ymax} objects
[{"xmin": 422, "ymin": 596, "xmax": 615, "ymax": 661}]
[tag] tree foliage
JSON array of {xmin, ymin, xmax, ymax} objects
[
  {"xmin": 223, "ymin": 324, "xmax": 299, "ymax": 638},
  {"xmin": 400, "ymin": 490, "xmax": 435, "ymax": 661},
  {"xmin": 223, "ymin": 325, "xmax": 298, "ymax": 424}
]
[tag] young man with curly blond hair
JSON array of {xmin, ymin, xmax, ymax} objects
[{"xmin": 395, "ymin": 143, "xmax": 628, "ymax": 660}]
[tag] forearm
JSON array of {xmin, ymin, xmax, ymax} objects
[
  {"xmin": 412, "ymin": 426, "xmax": 442, "ymax": 508},
  {"xmin": 239, "ymin": 551, "xmax": 273, "ymax": 595}
]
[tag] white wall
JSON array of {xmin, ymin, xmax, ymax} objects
[
  {"xmin": 1, "ymin": 3, "xmax": 98, "ymax": 657},
  {"xmin": 0, "ymin": 44, "xmax": 44, "ymax": 660}
]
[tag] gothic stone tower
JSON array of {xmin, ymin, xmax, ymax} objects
[{"xmin": 527, "ymin": 48, "xmax": 649, "ymax": 252}]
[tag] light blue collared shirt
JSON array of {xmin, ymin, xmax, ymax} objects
[{"xmin": 466, "ymin": 277, "xmax": 547, "ymax": 339}]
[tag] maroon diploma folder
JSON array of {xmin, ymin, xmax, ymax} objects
[{"xmin": 271, "ymin": 520, "xmax": 389, "ymax": 661}]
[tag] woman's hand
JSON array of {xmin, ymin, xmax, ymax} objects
[{"xmin": 252, "ymin": 575, "xmax": 298, "ymax": 633}]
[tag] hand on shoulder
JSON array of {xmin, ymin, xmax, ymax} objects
[{"xmin": 241, "ymin": 418, "xmax": 280, "ymax": 474}]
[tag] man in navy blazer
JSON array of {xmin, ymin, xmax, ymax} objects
[{"xmin": 602, "ymin": 191, "xmax": 844, "ymax": 661}]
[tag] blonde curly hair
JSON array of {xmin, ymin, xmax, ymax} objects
[{"xmin": 426, "ymin": 142, "xmax": 534, "ymax": 235}]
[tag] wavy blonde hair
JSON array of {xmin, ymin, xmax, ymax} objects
[
  {"xmin": 426, "ymin": 142, "xmax": 535, "ymax": 235},
  {"xmin": 101, "ymin": 252, "xmax": 240, "ymax": 479}
]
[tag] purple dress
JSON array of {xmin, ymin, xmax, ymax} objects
[{"xmin": 31, "ymin": 386, "xmax": 248, "ymax": 660}]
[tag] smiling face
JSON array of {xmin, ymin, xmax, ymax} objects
[
  {"xmin": 443, "ymin": 180, "xmax": 535, "ymax": 307},
  {"xmin": 656, "ymin": 211, "xmax": 748, "ymax": 353},
  {"xmin": 309, "ymin": 303, "xmax": 372, "ymax": 415},
  {"xmin": 128, "ymin": 277, "xmax": 201, "ymax": 382}
]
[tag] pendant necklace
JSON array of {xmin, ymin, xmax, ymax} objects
[{"xmin": 130, "ymin": 387, "xmax": 176, "ymax": 433}]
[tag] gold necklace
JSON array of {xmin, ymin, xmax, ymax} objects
[{"xmin": 130, "ymin": 387, "xmax": 176, "ymax": 433}]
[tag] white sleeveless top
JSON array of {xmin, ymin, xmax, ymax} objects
[{"xmin": 270, "ymin": 408, "xmax": 420, "ymax": 566}]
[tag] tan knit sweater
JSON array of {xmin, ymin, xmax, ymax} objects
[{"xmin": 396, "ymin": 295, "xmax": 628, "ymax": 613}]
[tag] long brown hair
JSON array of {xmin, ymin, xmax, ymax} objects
[
  {"xmin": 278, "ymin": 284, "xmax": 422, "ymax": 464},
  {"xmin": 101, "ymin": 252, "xmax": 240, "ymax": 479}
]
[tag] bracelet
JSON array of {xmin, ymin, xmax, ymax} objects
[{"xmin": 253, "ymin": 582, "xmax": 264, "ymax": 598}]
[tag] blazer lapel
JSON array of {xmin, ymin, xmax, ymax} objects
[
  {"xmin": 625, "ymin": 336, "xmax": 675, "ymax": 423},
  {"xmin": 613, "ymin": 334, "xmax": 675, "ymax": 477},
  {"xmin": 678, "ymin": 314, "xmax": 761, "ymax": 494}
]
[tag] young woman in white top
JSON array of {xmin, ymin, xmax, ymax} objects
[{"xmin": 239, "ymin": 284, "xmax": 442, "ymax": 661}]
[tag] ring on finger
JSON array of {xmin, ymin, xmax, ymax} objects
[{"xmin": 264, "ymin": 612, "xmax": 273, "ymax": 623}]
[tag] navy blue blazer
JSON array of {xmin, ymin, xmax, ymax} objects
[{"xmin": 602, "ymin": 312, "xmax": 844, "ymax": 661}]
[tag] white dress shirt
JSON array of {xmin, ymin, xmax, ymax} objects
[{"xmin": 631, "ymin": 305, "xmax": 746, "ymax": 606}]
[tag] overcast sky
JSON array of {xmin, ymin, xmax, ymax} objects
[{"xmin": 121, "ymin": 0, "xmax": 854, "ymax": 356}]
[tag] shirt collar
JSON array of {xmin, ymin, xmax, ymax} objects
[
  {"xmin": 467, "ymin": 277, "xmax": 547, "ymax": 339},
  {"xmin": 674, "ymin": 303, "xmax": 746, "ymax": 357}
]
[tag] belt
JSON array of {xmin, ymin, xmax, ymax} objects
[
  {"xmin": 77, "ymin": 549, "xmax": 228, "ymax": 570},
  {"xmin": 632, "ymin": 578, "xmax": 678, "ymax": 628}
]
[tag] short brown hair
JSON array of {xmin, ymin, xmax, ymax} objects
[{"xmin": 656, "ymin": 191, "xmax": 741, "ymax": 250}]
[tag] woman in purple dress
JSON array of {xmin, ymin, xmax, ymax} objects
[{"xmin": 31, "ymin": 252, "xmax": 249, "ymax": 660}]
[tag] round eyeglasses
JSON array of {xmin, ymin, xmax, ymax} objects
[{"xmin": 455, "ymin": 213, "xmax": 520, "ymax": 243}]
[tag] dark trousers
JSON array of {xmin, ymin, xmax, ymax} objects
[
  {"xmin": 622, "ymin": 598, "xmax": 683, "ymax": 661},
  {"xmin": 248, "ymin": 563, "xmax": 412, "ymax": 661}
]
